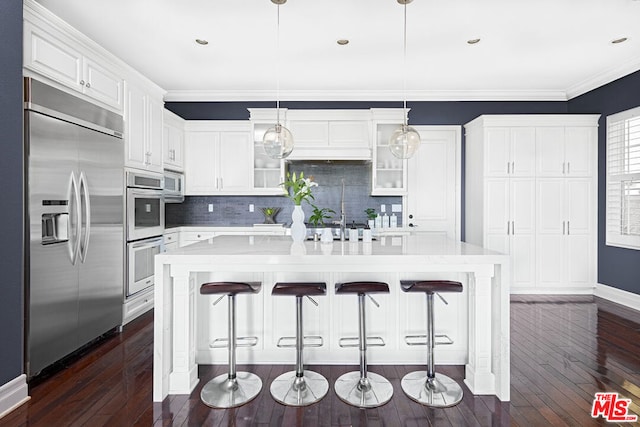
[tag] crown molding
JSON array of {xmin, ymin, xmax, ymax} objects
[
  {"xmin": 566, "ymin": 59, "xmax": 640, "ymax": 100},
  {"xmin": 164, "ymin": 89, "xmax": 569, "ymax": 103}
]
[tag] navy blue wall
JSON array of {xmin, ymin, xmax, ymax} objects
[
  {"xmin": 168, "ymin": 94, "xmax": 640, "ymax": 296},
  {"xmin": 0, "ymin": 0, "xmax": 24, "ymax": 385},
  {"xmin": 568, "ymin": 70, "xmax": 640, "ymax": 295}
]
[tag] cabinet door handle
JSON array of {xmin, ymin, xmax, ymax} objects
[
  {"xmin": 220, "ymin": 178, "xmax": 223, "ymax": 189},
  {"xmin": 511, "ymin": 162, "xmax": 515, "ymax": 174},
  {"xmin": 562, "ymin": 162, "xmax": 565, "ymax": 174},
  {"xmin": 507, "ymin": 221, "xmax": 510, "ymax": 235},
  {"xmin": 215, "ymin": 178, "xmax": 219, "ymax": 189},
  {"xmin": 567, "ymin": 162, "xmax": 570, "ymax": 174},
  {"xmin": 567, "ymin": 221, "xmax": 570, "ymax": 235},
  {"xmin": 507, "ymin": 162, "xmax": 510, "ymax": 174},
  {"xmin": 511, "ymin": 221, "xmax": 515, "ymax": 235},
  {"xmin": 562, "ymin": 221, "xmax": 565, "ymax": 235}
]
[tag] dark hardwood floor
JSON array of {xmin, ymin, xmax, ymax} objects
[{"xmin": 2, "ymin": 295, "xmax": 639, "ymax": 426}]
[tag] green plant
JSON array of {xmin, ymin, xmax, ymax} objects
[
  {"xmin": 365, "ymin": 208, "xmax": 377, "ymax": 220},
  {"xmin": 261, "ymin": 207, "xmax": 279, "ymax": 216},
  {"xmin": 308, "ymin": 204, "xmax": 335, "ymax": 227},
  {"xmin": 281, "ymin": 171, "xmax": 318, "ymax": 206},
  {"xmin": 260, "ymin": 207, "xmax": 281, "ymax": 224}
]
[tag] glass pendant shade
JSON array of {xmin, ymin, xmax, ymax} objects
[
  {"xmin": 263, "ymin": 123, "xmax": 294, "ymax": 159},
  {"xmin": 389, "ymin": 124, "xmax": 420, "ymax": 159}
]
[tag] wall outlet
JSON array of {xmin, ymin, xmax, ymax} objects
[
  {"xmin": 208, "ymin": 204, "xmax": 213, "ymax": 213},
  {"xmin": 391, "ymin": 204, "xmax": 402, "ymax": 212},
  {"xmin": 380, "ymin": 204, "xmax": 386, "ymax": 213},
  {"xmin": 249, "ymin": 204, "xmax": 254, "ymax": 212}
]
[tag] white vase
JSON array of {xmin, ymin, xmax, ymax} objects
[{"xmin": 290, "ymin": 205, "xmax": 307, "ymax": 242}]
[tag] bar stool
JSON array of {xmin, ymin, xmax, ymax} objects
[
  {"xmin": 334, "ymin": 281, "xmax": 393, "ymax": 408},
  {"xmin": 400, "ymin": 280, "xmax": 463, "ymax": 407},
  {"xmin": 270, "ymin": 282, "xmax": 329, "ymax": 406},
  {"xmin": 199, "ymin": 281, "xmax": 262, "ymax": 408}
]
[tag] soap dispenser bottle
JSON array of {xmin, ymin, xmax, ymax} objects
[
  {"xmin": 382, "ymin": 213, "xmax": 390, "ymax": 228},
  {"xmin": 390, "ymin": 213, "xmax": 398, "ymax": 228},
  {"xmin": 374, "ymin": 213, "xmax": 382, "ymax": 229}
]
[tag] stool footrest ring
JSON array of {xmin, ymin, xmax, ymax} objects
[
  {"xmin": 276, "ymin": 335, "xmax": 324, "ymax": 348},
  {"xmin": 339, "ymin": 336, "xmax": 385, "ymax": 348},
  {"xmin": 210, "ymin": 336, "xmax": 259, "ymax": 349},
  {"xmin": 404, "ymin": 334, "xmax": 454, "ymax": 346}
]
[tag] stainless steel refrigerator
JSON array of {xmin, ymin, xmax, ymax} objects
[{"xmin": 24, "ymin": 78, "xmax": 124, "ymax": 378}]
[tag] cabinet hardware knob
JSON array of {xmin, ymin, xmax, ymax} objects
[
  {"xmin": 408, "ymin": 214, "xmax": 413, "ymax": 219},
  {"xmin": 80, "ymin": 80, "xmax": 85, "ymax": 86},
  {"xmin": 86, "ymin": 82, "xmax": 91, "ymax": 88}
]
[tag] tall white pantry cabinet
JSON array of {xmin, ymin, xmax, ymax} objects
[{"xmin": 464, "ymin": 115, "xmax": 599, "ymax": 294}]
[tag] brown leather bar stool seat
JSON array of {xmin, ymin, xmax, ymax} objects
[
  {"xmin": 199, "ymin": 281, "xmax": 262, "ymax": 408},
  {"xmin": 270, "ymin": 282, "xmax": 328, "ymax": 406},
  {"xmin": 400, "ymin": 280, "xmax": 463, "ymax": 408},
  {"xmin": 334, "ymin": 281, "xmax": 393, "ymax": 408}
]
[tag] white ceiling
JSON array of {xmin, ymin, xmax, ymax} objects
[{"xmin": 35, "ymin": 0, "xmax": 640, "ymax": 102}]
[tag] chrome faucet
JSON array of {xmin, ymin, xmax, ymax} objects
[{"xmin": 339, "ymin": 179, "xmax": 346, "ymax": 241}]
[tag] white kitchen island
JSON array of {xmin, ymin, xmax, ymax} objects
[{"xmin": 153, "ymin": 233, "xmax": 510, "ymax": 402}]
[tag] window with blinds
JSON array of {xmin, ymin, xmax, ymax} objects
[{"xmin": 606, "ymin": 106, "xmax": 640, "ymax": 250}]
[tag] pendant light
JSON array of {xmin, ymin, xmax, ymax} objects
[
  {"xmin": 389, "ymin": 0, "xmax": 420, "ymax": 159},
  {"xmin": 263, "ymin": 0, "xmax": 294, "ymax": 159}
]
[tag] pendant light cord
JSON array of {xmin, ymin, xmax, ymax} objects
[
  {"xmin": 402, "ymin": 2, "xmax": 408, "ymax": 128},
  {"xmin": 276, "ymin": 3, "xmax": 281, "ymax": 125}
]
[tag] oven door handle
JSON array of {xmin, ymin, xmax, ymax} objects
[
  {"xmin": 129, "ymin": 188, "xmax": 163, "ymax": 198},
  {"xmin": 130, "ymin": 237, "xmax": 164, "ymax": 250}
]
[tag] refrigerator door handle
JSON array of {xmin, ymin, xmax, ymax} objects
[
  {"xmin": 79, "ymin": 171, "xmax": 91, "ymax": 263},
  {"xmin": 69, "ymin": 172, "xmax": 81, "ymax": 265}
]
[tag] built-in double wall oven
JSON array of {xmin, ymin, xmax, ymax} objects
[{"xmin": 125, "ymin": 170, "xmax": 164, "ymax": 298}]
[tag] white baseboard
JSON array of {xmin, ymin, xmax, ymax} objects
[
  {"xmin": 595, "ymin": 283, "xmax": 640, "ymax": 312},
  {"xmin": 0, "ymin": 374, "xmax": 29, "ymax": 419}
]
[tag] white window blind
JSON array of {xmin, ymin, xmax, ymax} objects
[{"xmin": 606, "ymin": 106, "xmax": 640, "ymax": 250}]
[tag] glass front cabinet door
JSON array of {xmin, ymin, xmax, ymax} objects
[{"xmin": 372, "ymin": 121, "xmax": 408, "ymax": 195}]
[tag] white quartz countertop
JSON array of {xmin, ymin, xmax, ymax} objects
[{"xmin": 157, "ymin": 234, "xmax": 506, "ymax": 266}]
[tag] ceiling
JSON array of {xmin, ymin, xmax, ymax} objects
[{"xmin": 35, "ymin": 0, "xmax": 640, "ymax": 102}]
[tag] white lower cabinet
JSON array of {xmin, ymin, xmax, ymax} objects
[
  {"xmin": 536, "ymin": 178, "xmax": 594, "ymax": 290},
  {"xmin": 123, "ymin": 288, "xmax": 154, "ymax": 325},
  {"xmin": 484, "ymin": 178, "xmax": 536, "ymax": 290}
]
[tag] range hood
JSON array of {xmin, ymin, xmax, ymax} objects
[{"xmin": 286, "ymin": 146, "xmax": 372, "ymax": 161}]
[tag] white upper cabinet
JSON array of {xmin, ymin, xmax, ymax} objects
[
  {"xmin": 184, "ymin": 122, "xmax": 252, "ymax": 195},
  {"xmin": 536, "ymin": 125, "xmax": 596, "ymax": 177},
  {"xmin": 125, "ymin": 81, "xmax": 164, "ymax": 172},
  {"xmin": 485, "ymin": 127, "xmax": 536, "ymax": 176},
  {"xmin": 163, "ymin": 110, "xmax": 185, "ymax": 171},
  {"xmin": 23, "ymin": 11, "xmax": 124, "ymax": 112},
  {"xmin": 285, "ymin": 110, "xmax": 371, "ymax": 160}
]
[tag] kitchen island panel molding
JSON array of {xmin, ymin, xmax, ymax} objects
[{"xmin": 153, "ymin": 235, "xmax": 510, "ymax": 402}]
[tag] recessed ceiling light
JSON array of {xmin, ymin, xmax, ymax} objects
[
  {"xmin": 467, "ymin": 38, "xmax": 481, "ymax": 45},
  {"xmin": 611, "ymin": 37, "xmax": 628, "ymax": 44},
  {"xmin": 195, "ymin": 39, "xmax": 209, "ymax": 45},
  {"xmin": 337, "ymin": 39, "xmax": 349, "ymax": 46}
]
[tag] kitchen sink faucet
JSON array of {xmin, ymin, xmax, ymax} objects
[{"xmin": 339, "ymin": 179, "xmax": 346, "ymax": 241}]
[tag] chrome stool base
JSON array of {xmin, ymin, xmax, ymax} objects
[
  {"xmin": 334, "ymin": 371, "xmax": 393, "ymax": 408},
  {"xmin": 270, "ymin": 370, "xmax": 329, "ymax": 406},
  {"xmin": 401, "ymin": 371, "xmax": 463, "ymax": 408},
  {"xmin": 200, "ymin": 372, "xmax": 262, "ymax": 408}
]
